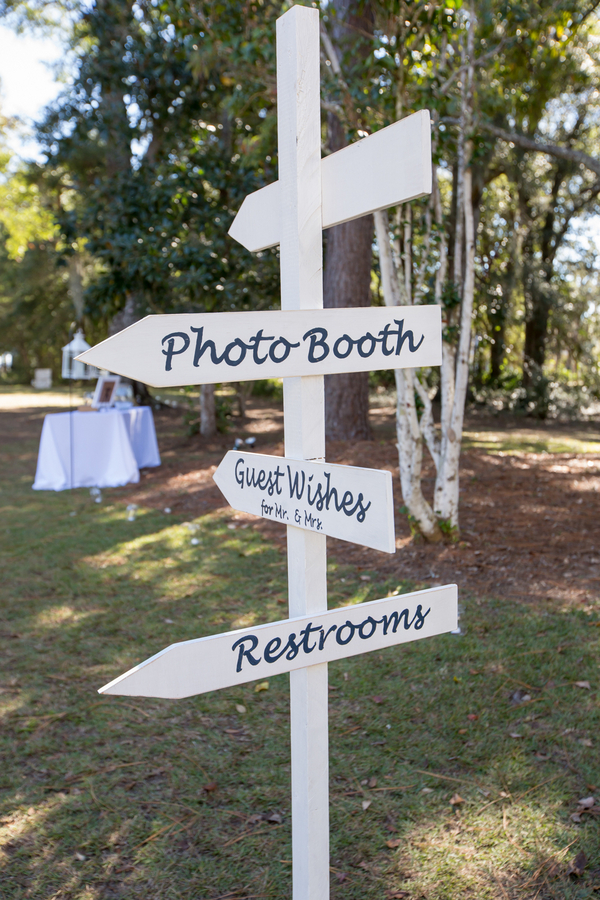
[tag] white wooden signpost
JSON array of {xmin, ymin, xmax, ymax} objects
[{"xmin": 78, "ymin": 7, "xmax": 458, "ymax": 899}]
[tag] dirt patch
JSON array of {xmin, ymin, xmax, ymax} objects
[{"xmin": 4, "ymin": 396, "xmax": 600, "ymax": 608}]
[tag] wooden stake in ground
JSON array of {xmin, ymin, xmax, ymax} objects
[{"xmin": 275, "ymin": 11, "xmax": 329, "ymax": 897}]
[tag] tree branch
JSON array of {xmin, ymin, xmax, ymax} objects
[{"xmin": 481, "ymin": 122, "xmax": 600, "ymax": 179}]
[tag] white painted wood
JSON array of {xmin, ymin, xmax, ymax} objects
[
  {"xmin": 98, "ymin": 585, "xmax": 458, "ymax": 698},
  {"xmin": 75, "ymin": 305, "xmax": 442, "ymax": 387},
  {"xmin": 213, "ymin": 450, "xmax": 395, "ymax": 553},
  {"xmin": 228, "ymin": 179, "xmax": 280, "ymax": 252},
  {"xmin": 228, "ymin": 110, "xmax": 432, "ymax": 253},
  {"xmin": 276, "ymin": 8, "xmax": 329, "ymax": 900}
]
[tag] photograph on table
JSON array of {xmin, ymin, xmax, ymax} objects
[{"xmin": 92, "ymin": 375, "xmax": 120, "ymax": 408}]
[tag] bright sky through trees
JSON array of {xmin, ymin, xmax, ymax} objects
[{"xmin": 0, "ymin": 23, "xmax": 64, "ymax": 159}]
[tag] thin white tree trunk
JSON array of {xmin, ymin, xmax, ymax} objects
[
  {"xmin": 375, "ymin": 209, "xmax": 441, "ymax": 541},
  {"xmin": 434, "ymin": 8, "xmax": 476, "ymax": 529},
  {"xmin": 443, "ymin": 164, "xmax": 475, "ymax": 527},
  {"xmin": 200, "ymin": 384, "xmax": 217, "ymax": 437}
]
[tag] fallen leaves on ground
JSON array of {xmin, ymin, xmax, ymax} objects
[
  {"xmin": 567, "ymin": 850, "xmax": 588, "ymax": 877},
  {"xmin": 450, "ymin": 793, "xmax": 465, "ymax": 806}
]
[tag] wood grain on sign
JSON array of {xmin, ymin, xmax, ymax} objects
[
  {"xmin": 276, "ymin": 10, "xmax": 330, "ymax": 898},
  {"xmin": 75, "ymin": 306, "xmax": 441, "ymax": 387},
  {"xmin": 214, "ymin": 451, "xmax": 395, "ymax": 553},
  {"xmin": 99, "ymin": 585, "xmax": 457, "ymax": 699},
  {"xmin": 229, "ymin": 110, "xmax": 431, "ymax": 253}
]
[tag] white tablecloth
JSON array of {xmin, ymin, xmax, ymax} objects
[{"xmin": 33, "ymin": 407, "xmax": 160, "ymax": 491}]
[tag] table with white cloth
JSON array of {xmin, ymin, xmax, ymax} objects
[{"xmin": 32, "ymin": 407, "xmax": 161, "ymax": 491}]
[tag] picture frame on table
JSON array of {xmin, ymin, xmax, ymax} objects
[{"xmin": 92, "ymin": 375, "xmax": 120, "ymax": 408}]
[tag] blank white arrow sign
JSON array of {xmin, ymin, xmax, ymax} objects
[
  {"xmin": 213, "ymin": 450, "xmax": 395, "ymax": 553},
  {"xmin": 229, "ymin": 110, "xmax": 431, "ymax": 253}
]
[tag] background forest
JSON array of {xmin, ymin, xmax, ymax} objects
[{"xmin": 1, "ymin": 0, "xmax": 600, "ymax": 533}]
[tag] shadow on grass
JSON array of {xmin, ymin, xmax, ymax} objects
[{"xmin": 1, "ymin": 479, "xmax": 599, "ymax": 899}]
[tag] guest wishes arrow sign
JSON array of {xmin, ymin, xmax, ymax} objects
[
  {"xmin": 99, "ymin": 585, "xmax": 457, "ymax": 699},
  {"xmin": 213, "ymin": 451, "xmax": 395, "ymax": 553},
  {"xmin": 75, "ymin": 306, "xmax": 441, "ymax": 388}
]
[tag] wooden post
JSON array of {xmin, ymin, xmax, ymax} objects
[{"xmin": 277, "ymin": 8, "xmax": 329, "ymax": 900}]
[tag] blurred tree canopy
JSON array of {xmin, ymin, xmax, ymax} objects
[{"xmin": 0, "ymin": 0, "xmax": 599, "ymax": 418}]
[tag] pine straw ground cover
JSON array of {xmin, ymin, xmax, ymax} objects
[{"xmin": 1, "ymin": 393, "xmax": 599, "ymax": 899}]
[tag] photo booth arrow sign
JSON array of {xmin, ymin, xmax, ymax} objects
[
  {"xmin": 213, "ymin": 450, "xmax": 395, "ymax": 553},
  {"xmin": 99, "ymin": 585, "xmax": 457, "ymax": 699},
  {"xmin": 75, "ymin": 306, "xmax": 441, "ymax": 387},
  {"xmin": 228, "ymin": 110, "xmax": 432, "ymax": 253}
]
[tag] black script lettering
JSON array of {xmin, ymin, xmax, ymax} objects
[
  {"xmin": 394, "ymin": 319, "xmax": 425, "ymax": 356},
  {"xmin": 191, "ymin": 326, "xmax": 223, "ymax": 366},
  {"xmin": 264, "ymin": 636, "xmax": 287, "ymax": 663},
  {"xmin": 340, "ymin": 490, "xmax": 357, "ymax": 516},
  {"xmin": 288, "ymin": 467, "xmax": 306, "ymax": 500},
  {"xmin": 333, "ymin": 334, "xmax": 354, "ymax": 359},
  {"xmin": 318, "ymin": 624, "xmax": 337, "ymax": 650},
  {"xmin": 412, "ymin": 604, "xmax": 430, "ymax": 630},
  {"xmin": 304, "ymin": 510, "xmax": 323, "ymax": 530},
  {"xmin": 303, "ymin": 328, "xmax": 330, "ymax": 363},
  {"xmin": 274, "ymin": 502, "xmax": 288, "ymax": 520},
  {"xmin": 248, "ymin": 329, "xmax": 274, "ymax": 365},
  {"xmin": 235, "ymin": 457, "xmax": 245, "ymax": 488},
  {"xmin": 231, "ymin": 634, "xmax": 262, "ymax": 673},
  {"xmin": 284, "ymin": 633, "xmax": 300, "ymax": 660},
  {"xmin": 358, "ymin": 616, "xmax": 378, "ymax": 639},
  {"xmin": 162, "ymin": 332, "xmax": 190, "ymax": 371},
  {"xmin": 323, "ymin": 472, "xmax": 339, "ymax": 512},
  {"xmin": 269, "ymin": 336, "xmax": 300, "ymax": 363},
  {"xmin": 243, "ymin": 463, "xmax": 284, "ymax": 496},
  {"xmin": 336, "ymin": 620, "xmax": 355, "ymax": 645},
  {"xmin": 299, "ymin": 623, "xmax": 321, "ymax": 655},
  {"xmin": 307, "ymin": 477, "xmax": 326, "ymax": 510},
  {"xmin": 356, "ymin": 332, "xmax": 378, "ymax": 358},
  {"xmin": 260, "ymin": 498, "xmax": 274, "ymax": 517},
  {"xmin": 381, "ymin": 609, "xmax": 412, "ymax": 634},
  {"xmin": 355, "ymin": 494, "xmax": 372, "ymax": 523},
  {"xmin": 222, "ymin": 338, "xmax": 248, "ymax": 367},
  {"xmin": 378, "ymin": 323, "xmax": 397, "ymax": 356}
]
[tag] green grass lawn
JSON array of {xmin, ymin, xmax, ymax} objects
[{"xmin": 1, "ymin": 415, "xmax": 599, "ymax": 899}]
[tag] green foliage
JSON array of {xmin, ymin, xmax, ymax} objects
[
  {"xmin": 0, "ymin": 227, "xmax": 71, "ymax": 380},
  {"xmin": 34, "ymin": 0, "xmax": 283, "ymax": 322}
]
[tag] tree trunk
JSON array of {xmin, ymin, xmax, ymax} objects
[
  {"xmin": 323, "ymin": 208, "xmax": 374, "ymax": 440},
  {"xmin": 322, "ymin": 2, "xmax": 374, "ymax": 442},
  {"xmin": 522, "ymin": 279, "xmax": 551, "ymax": 386},
  {"xmin": 375, "ymin": 208, "xmax": 442, "ymax": 542},
  {"xmin": 200, "ymin": 384, "xmax": 217, "ymax": 437}
]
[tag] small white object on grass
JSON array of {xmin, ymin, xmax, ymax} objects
[
  {"xmin": 164, "ymin": 507, "xmax": 172, "ymax": 514},
  {"xmin": 191, "ymin": 538, "xmax": 200, "ymax": 546}
]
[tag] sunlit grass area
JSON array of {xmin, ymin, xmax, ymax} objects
[
  {"xmin": 1, "ymin": 422, "xmax": 599, "ymax": 899},
  {"xmin": 462, "ymin": 429, "xmax": 600, "ymax": 456}
]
